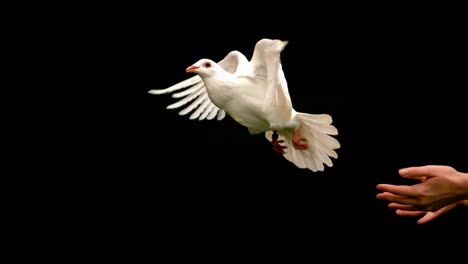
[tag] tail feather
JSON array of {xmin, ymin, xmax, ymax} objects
[
  {"xmin": 265, "ymin": 112, "xmax": 340, "ymax": 172},
  {"xmin": 300, "ymin": 113, "xmax": 333, "ymax": 124},
  {"xmin": 302, "ymin": 118, "xmax": 338, "ymax": 135},
  {"xmin": 282, "ymin": 140, "xmax": 326, "ymax": 172},
  {"xmin": 303, "ymin": 148, "xmax": 325, "ymax": 172},
  {"xmin": 304, "ymin": 128, "xmax": 339, "ymax": 158}
]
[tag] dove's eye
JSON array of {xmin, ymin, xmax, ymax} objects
[{"xmin": 204, "ymin": 62, "xmax": 211, "ymax": 68}]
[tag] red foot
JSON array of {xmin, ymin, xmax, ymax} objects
[
  {"xmin": 272, "ymin": 139, "xmax": 287, "ymax": 154},
  {"xmin": 292, "ymin": 130, "xmax": 308, "ymax": 150},
  {"xmin": 271, "ymin": 131, "xmax": 287, "ymax": 154}
]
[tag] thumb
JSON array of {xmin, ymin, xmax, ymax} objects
[{"xmin": 417, "ymin": 203, "xmax": 457, "ymax": 224}]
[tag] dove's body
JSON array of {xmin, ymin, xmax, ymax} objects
[
  {"xmin": 149, "ymin": 39, "xmax": 340, "ymax": 172},
  {"xmin": 203, "ymin": 71, "xmax": 293, "ymax": 135},
  {"xmin": 217, "ymin": 82, "xmax": 272, "ymax": 134}
]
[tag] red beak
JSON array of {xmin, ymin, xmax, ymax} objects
[{"xmin": 186, "ymin": 65, "xmax": 200, "ymax": 73}]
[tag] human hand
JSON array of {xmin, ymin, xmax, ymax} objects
[
  {"xmin": 376, "ymin": 165, "xmax": 468, "ymax": 214},
  {"xmin": 389, "ymin": 199, "xmax": 468, "ymax": 224}
]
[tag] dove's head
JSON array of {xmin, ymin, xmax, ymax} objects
[{"xmin": 186, "ymin": 59, "xmax": 220, "ymax": 77}]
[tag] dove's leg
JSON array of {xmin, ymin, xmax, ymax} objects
[
  {"xmin": 271, "ymin": 131, "xmax": 287, "ymax": 154},
  {"xmin": 292, "ymin": 130, "xmax": 308, "ymax": 150}
]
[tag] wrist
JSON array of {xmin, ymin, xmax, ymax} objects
[{"xmin": 456, "ymin": 172, "xmax": 468, "ymax": 200}]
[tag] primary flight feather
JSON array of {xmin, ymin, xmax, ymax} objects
[{"xmin": 148, "ymin": 38, "xmax": 340, "ymax": 172}]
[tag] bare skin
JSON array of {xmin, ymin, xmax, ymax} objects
[
  {"xmin": 292, "ymin": 130, "xmax": 308, "ymax": 150},
  {"xmin": 376, "ymin": 165, "xmax": 468, "ymax": 224},
  {"xmin": 271, "ymin": 131, "xmax": 287, "ymax": 154},
  {"xmin": 271, "ymin": 130, "xmax": 308, "ymax": 154}
]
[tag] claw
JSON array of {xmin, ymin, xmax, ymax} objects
[
  {"xmin": 271, "ymin": 131, "xmax": 287, "ymax": 154},
  {"xmin": 272, "ymin": 139, "xmax": 287, "ymax": 154}
]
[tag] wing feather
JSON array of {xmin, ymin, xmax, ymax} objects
[
  {"xmin": 219, "ymin": 51, "xmax": 252, "ymax": 77},
  {"xmin": 148, "ymin": 75, "xmax": 202, "ymax": 95},
  {"xmin": 216, "ymin": 110, "xmax": 226, "ymax": 120},
  {"xmin": 148, "ymin": 75, "xmax": 226, "ymax": 121},
  {"xmin": 206, "ymin": 106, "xmax": 218, "ymax": 120},
  {"xmin": 172, "ymin": 82, "xmax": 204, "ymax": 98},
  {"xmin": 249, "ymin": 38, "xmax": 292, "ymax": 125},
  {"xmin": 199, "ymin": 103, "xmax": 216, "ymax": 120},
  {"xmin": 189, "ymin": 94, "xmax": 211, "ymax": 120},
  {"xmin": 168, "ymin": 86, "xmax": 204, "ymax": 110}
]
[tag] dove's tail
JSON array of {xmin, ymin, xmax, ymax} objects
[{"xmin": 265, "ymin": 112, "xmax": 340, "ymax": 172}]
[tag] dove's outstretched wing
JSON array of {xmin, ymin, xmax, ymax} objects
[
  {"xmin": 148, "ymin": 51, "xmax": 251, "ymax": 121},
  {"xmin": 148, "ymin": 75, "xmax": 226, "ymax": 121},
  {"xmin": 249, "ymin": 39, "xmax": 293, "ymax": 125}
]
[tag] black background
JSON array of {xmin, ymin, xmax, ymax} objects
[{"xmin": 38, "ymin": 4, "xmax": 467, "ymax": 258}]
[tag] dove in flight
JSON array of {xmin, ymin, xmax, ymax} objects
[{"xmin": 148, "ymin": 38, "xmax": 340, "ymax": 172}]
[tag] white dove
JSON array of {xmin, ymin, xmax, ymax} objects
[{"xmin": 148, "ymin": 38, "xmax": 340, "ymax": 172}]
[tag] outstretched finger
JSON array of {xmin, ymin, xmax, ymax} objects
[
  {"xmin": 395, "ymin": 210, "xmax": 426, "ymax": 217},
  {"xmin": 399, "ymin": 165, "xmax": 452, "ymax": 180},
  {"xmin": 376, "ymin": 184, "xmax": 418, "ymax": 197},
  {"xmin": 387, "ymin": 203, "xmax": 418, "ymax": 211},
  {"xmin": 376, "ymin": 192, "xmax": 416, "ymax": 205}
]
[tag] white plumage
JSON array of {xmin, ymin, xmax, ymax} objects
[{"xmin": 149, "ymin": 38, "xmax": 340, "ymax": 172}]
